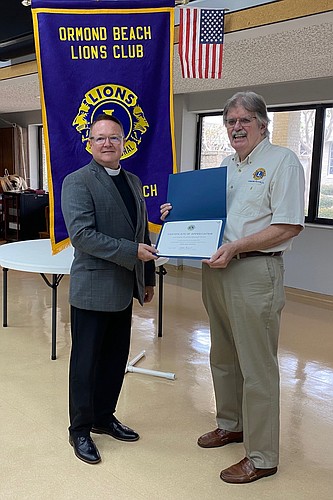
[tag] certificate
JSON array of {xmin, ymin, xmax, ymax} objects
[
  {"xmin": 157, "ymin": 219, "xmax": 223, "ymax": 259},
  {"xmin": 156, "ymin": 167, "xmax": 227, "ymax": 259}
]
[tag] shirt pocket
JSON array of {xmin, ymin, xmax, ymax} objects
[{"xmin": 229, "ymin": 182, "xmax": 265, "ymax": 217}]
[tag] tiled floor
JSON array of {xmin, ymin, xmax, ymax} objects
[{"xmin": 0, "ymin": 264, "xmax": 332, "ymax": 499}]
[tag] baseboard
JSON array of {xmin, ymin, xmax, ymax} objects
[
  {"xmin": 285, "ymin": 287, "xmax": 333, "ymax": 308},
  {"xmin": 164, "ymin": 263, "xmax": 333, "ymax": 308}
]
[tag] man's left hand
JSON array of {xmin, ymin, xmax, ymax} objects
[{"xmin": 144, "ymin": 286, "xmax": 155, "ymax": 303}]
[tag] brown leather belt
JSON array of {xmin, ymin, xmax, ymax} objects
[{"xmin": 233, "ymin": 251, "xmax": 283, "ymax": 260}]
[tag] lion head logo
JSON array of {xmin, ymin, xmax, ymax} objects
[
  {"xmin": 72, "ymin": 84, "xmax": 149, "ymax": 159},
  {"xmin": 253, "ymin": 168, "xmax": 266, "ymax": 181}
]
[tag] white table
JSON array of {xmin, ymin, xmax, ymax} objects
[
  {"xmin": 0, "ymin": 239, "xmax": 74, "ymax": 360},
  {"xmin": 0, "ymin": 240, "xmax": 169, "ymax": 364}
]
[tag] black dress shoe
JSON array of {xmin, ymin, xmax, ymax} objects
[
  {"xmin": 91, "ymin": 417, "xmax": 139, "ymax": 442},
  {"xmin": 69, "ymin": 435, "xmax": 101, "ymax": 464}
]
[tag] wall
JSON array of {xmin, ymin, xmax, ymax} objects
[
  {"xmin": 185, "ymin": 78, "xmax": 333, "ymax": 113},
  {"xmin": 284, "ymin": 225, "xmax": 333, "ymax": 295},
  {"xmin": 0, "ymin": 110, "xmax": 42, "ymax": 128}
]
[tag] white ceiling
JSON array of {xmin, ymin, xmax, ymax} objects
[{"xmin": 0, "ymin": 1, "xmax": 331, "ymax": 116}]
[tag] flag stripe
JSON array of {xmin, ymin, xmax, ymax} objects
[
  {"xmin": 178, "ymin": 9, "xmax": 187, "ymax": 77},
  {"xmin": 191, "ymin": 9, "xmax": 198, "ymax": 78}
]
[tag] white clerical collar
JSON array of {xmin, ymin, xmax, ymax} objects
[{"xmin": 105, "ymin": 166, "xmax": 121, "ymax": 176}]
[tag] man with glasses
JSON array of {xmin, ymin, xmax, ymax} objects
[
  {"xmin": 62, "ymin": 113, "xmax": 157, "ymax": 464},
  {"xmin": 161, "ymin": 91, "xmax": 305, "ymax": 483}
]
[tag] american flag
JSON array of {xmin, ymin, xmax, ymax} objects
[{"xmin": 178, "ymin": 8, "xmax": 224, "ymax": 79}]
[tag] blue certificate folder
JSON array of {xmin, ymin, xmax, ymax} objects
[{"xmin": 156, "ymin": 167, "xmax": 227, "ymax": 259}]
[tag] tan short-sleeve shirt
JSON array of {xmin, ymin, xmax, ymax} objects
[{"xmin": 221, "ymin": 137, "xmax": 305, "ymax": 252}]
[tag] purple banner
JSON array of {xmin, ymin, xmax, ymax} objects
[{"xmin": 32, "ymin": 0, "xmax": 176, "ymax": 252}]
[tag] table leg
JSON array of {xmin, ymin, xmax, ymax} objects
[
  {"xmin": 156, "ymin": 265, "xmax": 167, "ymax": 338},
  {"xmin": 51, "ymin": 274, "xmax": 58, "ymax": 360},
  {"xmin": 2, "ymin": 267, "xmax": 8, "ymax": 327},
  {"xmin": 40, "ymin": 273, "xmax": 64, "ymax": 360}
]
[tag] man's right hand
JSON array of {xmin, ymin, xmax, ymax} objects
[
  {"xmin": 138, "ymin": 243, "xmax": 158, "ymax": 262},
  {"xmin": 160, "ymin": 203, "xmax": 172, "ymax": 221},
  {"xmin": 202, "ymin": 242, "xmax": 237, "ymax": 268}
]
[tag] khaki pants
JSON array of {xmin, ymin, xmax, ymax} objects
[{"xmin": 202, "ymin": 256, "xmax": 285, "ymax": 468}]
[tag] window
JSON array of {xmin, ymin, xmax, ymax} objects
[
  {"xmin": 196, "ymin": 104, "xmax": 333, "ymax": 225},
  {"xmin": 198, "ymin": 114, "xmax": 231, "ymax": 169},
  {"xmin": 328, "ymin": 142, "xmax": 333, "ymax": 177},
  {"xmin": 318, "ymin": 108, "xmax": 333, "ymax": 219}
]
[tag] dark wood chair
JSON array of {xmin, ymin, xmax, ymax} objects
[{"xmin": 39, "ymin": 205, "xmax": 50, "ymax": 239}]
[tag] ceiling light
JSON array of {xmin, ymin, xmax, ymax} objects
[{"xmin": 21, "ymin": 0, "xmax": 31, "ymax": 7}]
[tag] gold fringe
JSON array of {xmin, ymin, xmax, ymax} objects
[{"xmin": 50, "ymin": 237, "xmax": 71, "ymax": 255}]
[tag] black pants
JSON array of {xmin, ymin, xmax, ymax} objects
[{"xmin": 69, "ymin": 303, "xmax": 133, "ymax": 437}]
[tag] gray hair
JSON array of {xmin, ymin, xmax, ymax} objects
[{"xmin": 223, "ymin": 91, "xmax": 270, "ymax": 138}]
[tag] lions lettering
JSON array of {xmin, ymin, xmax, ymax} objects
[{"xmin": 72, "ymin": 84, "xmax": 149, "ymax": 160}]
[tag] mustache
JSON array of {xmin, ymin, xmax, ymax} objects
[{"xmin": 232, "ymin": 131, "xmax": 247, "ymax": 139}]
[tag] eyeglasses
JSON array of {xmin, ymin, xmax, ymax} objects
[
  {"xmin": 90, "ymin": 135, "xmax": 124, "ymax": 145},
  {"xmin": 225, "ymin": 116, "xmax": 257, "ymax": 128}
]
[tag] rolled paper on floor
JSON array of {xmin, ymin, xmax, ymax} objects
[
  {"xmin": 126, "ymin": 350, "xmax": 176, "ymax": 380},
  {"xmin": 126, "ymin": 365, "xmax": 176, "ymax": 380}
]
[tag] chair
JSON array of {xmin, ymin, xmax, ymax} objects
[{"xmin": 39, "ymin": 205, "xmax": 50, "ymax": 239}]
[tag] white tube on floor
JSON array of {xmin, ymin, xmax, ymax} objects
[
  {"xmin": 126, "ymin": 365, "xmax": 176, "ymax": 380},
  {"xmin": 126, "ymin": 350, "xmax": 176, "ymax": 379},
  {"xmin": 127, "ymin": 350, "xmax": 146, "ymax": 367}
]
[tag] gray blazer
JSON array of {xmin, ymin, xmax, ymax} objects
[{"xmin": 61, "ymin": 159, "xmax": 155, "ymax": 312}]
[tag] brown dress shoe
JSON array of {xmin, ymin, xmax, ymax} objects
[
  {"xmin": 220, "ymin": 457, "xmax": 278, "ymax": 484},
  {"xmin": 197, "ymin": 428, "xmax": 243, "ymax": 448}
]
